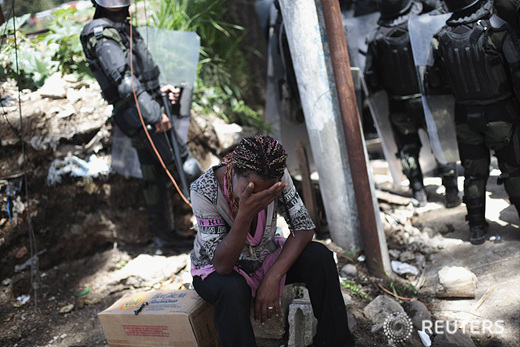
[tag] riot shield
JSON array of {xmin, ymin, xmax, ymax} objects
[
  {"xmin": 343, "ymin": 12, "xmax": 379, "ymax": 115},
  {"xmin": 344, "ymin": 13, "xmax": 407, "ymax": 185},
  {"xmin": 111, "ymin": 28, "xmax": 200, "ymax": 178},
  {"xmin": 345, "ymin": 12, "xmax": 439, "ymax": 187},
  {"xmin": 409, "ymin": 13, "xmax": 459, "ymax": 164}
]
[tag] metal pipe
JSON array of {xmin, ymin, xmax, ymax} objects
[{"xmin": 320, "ymin": 0, "xmax": 384, "ymax": 276}]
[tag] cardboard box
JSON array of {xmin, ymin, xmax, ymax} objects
[{"xmin": 98, "ymin": 289, "xmax": 219, "ymax": 347}]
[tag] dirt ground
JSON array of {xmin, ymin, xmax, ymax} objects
[
  {"xmin": 416, "ymin": 165, "xmax": 520, "ymax": 347},
  {"xmin": 1, "ymin": 76, "xmax": 519, "ymax": 347}
]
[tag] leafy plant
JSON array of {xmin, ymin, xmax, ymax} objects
[
  {"xmin": 380, "ymin": 269, "xmax": 419, "ymax": 301},
  {"xmin": 0, "ymin": 13, "xmax": 31, "ymax": 34},
  {"xmin": 341, "ymin": 279, "xmax": 373, "ymax": 302},
  {"xmin": 0, "ymin": 16, "xmax": 57, "ymax": 89},
  {"xmin": 389, "ymin": 279, "xmax": 418, "ymax": 298},
  {"xmin": 43, "ymin": 7, "xmax": 91, "ymax": 76},
  {"xmin": 0, "ymin": 7, "xmax": 92, "ymax": 89}
]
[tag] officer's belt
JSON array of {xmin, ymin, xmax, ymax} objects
[{"xmin": 455, "ymin": 96, "xmax": 519, "ymax": 124}]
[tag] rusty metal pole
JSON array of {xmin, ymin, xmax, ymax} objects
[{"xmin": 320, "ymin": 0, "xmax": 384, "ymax": 276}]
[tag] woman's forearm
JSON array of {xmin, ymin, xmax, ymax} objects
[{"xmin": 212, "ymin": 212, "xmax": 253, "ymax": 274}]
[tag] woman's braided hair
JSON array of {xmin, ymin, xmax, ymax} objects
[{"xmin": 221, "ymin": 135, "xmax": 287, "ymax": 217}]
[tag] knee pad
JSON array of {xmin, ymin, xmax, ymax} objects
[{"xmin": 463, "ymin": 174, "xmax": 488, "ymax": 198}]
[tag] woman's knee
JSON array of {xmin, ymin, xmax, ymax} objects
[
  {"xmin": 210, "ymin": 272, "xmax": 252, "ymax": 305},
  {"xmin": 301, "ymin": 242, "xmax": 336, "ymax": 270}
]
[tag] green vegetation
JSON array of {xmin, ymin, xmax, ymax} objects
[
  {"xmin": 43, "ymin": 8, "xmax": 90, "ymax": 76},
  {"xmin": 0, "ymin": 14, "xmax": 55, "ymax": 88},
  {"xmin": 146, "ymin": 0, "xmax": 268, "ymax": 130},
  {"xmin": 388, "ymin": 279, "xmax": 418, "ymax": 299},
  {"xmin": 0, "ymin": 7, "xmax": 92, "ymax": 89},
  {"xmin": 341, "ymin": 279, "xmax": 373, "ymax": 302}
]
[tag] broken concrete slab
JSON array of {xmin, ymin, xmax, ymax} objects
[{"xmin": 436, "ymin": 266, "xmax": 478, "ymax": 298}]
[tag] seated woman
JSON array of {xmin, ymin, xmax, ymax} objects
[{"xmin": 189, "ymin": 135, "xmax": 355, "ymax": 346}]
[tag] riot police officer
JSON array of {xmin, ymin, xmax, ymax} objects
[
  {"xmin": 80, "ymin": 0, "xmax": 201, "ymax": 251},
  {"xmin": 425, "ymin": 0, "xmax": 520, "ymax": 244},
  {"xmin": 365, "ymin": 0, "xmax": 461, "ymax": 208}
]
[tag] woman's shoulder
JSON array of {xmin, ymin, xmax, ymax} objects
[{"xmin": 190, "ymin": 166, "xmax": 220, "ymax": 204}]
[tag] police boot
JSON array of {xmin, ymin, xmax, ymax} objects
[
  {"xmin": 464, "ymin": 196, "xmax": 488, "ymax": 245},
  {"xmin": 402, "ymin": 156, "xmax": 427, "ymax": 207},
  {"xmin": 405, "ymin": 168, "xmax": 427, "ymax": 207},
  {"xmin": 443, "ymin": 176, "xmax": 461, "ymax": 208},
  {"xmin": 411, "ymin": 180, "xmax": 427, "ymax": 207},
  {"xmin": 438, "ymin": 162, "xmax": 461, "ymax": 208}
]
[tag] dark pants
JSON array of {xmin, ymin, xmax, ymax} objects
[
  {"xmin": 389, "ymin": 97, "xmax": 458, "ymax": 190},
  {"xmin": 131, "ymin": 129, "xmax": 179, "ymax": 237},
  {"xmin": 193, "ymin": 241, "xmax": 356, "ymax": 347}
]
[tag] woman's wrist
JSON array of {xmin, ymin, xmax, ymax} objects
[{"xmin": 265, "ymin": 268, "xmax": 283, "ymax": 282}]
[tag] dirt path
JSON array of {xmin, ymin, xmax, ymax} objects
[{"xmin": 414, "ymin": 159, "xmax": 520, "ymax": 346}]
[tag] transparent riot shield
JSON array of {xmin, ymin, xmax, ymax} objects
[
  {"xmin": 345, "ymin": 12, "xmax": 439, "ymax": 187},
  {"xmin": 111, "ymin": 28, "xmax": 200, "ymax": 178},
  {"xmin": 343, "ymin": 12, "xmax": 379, "ymax": 114},
  {"xmin": 409, "ymin": 13, "xmax": 459, "ymax": 164},
  {"xmin": 344, "ymin": 13, "xmax": 406, "ymax": 185}
]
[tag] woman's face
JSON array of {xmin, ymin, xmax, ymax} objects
[{"xmin": 232, "ymin": 172, "xmax": 280, "ymax": 198}]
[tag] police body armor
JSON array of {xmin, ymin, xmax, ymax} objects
[
  {"xmin": 372, "ymin": 22, "xmax": 421, "ymax": 97},
  {"xmin": 437, "ymin": 17, "xmax": 513, "ymax": 103},
  {"xmin": 80, "ymin": 18, "xmax": 161, "ymax": 129}
]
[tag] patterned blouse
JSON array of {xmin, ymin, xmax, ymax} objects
[{"xmin": 190, "ymin": 166, "xmax": 316, "ymax": 275}]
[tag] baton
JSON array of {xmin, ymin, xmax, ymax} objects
[{"xmin": 161, "ymin": 91, "xmax": 190, "ymax": 199}]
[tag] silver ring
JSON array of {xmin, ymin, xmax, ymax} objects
[{"xmin": 267, "ymin": 306, "xmax": 274, "ymax": 310}]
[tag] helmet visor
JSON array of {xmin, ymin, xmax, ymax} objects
[{"xmin": 95, "ymin": 0, "xmax": 131, "ymax": 8}]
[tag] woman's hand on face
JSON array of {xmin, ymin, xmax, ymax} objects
[{"xmin": 238, "ymin": 181, "xmax": 287, "ymax": 219}]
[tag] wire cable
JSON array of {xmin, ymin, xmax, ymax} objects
[
  {"xmin": 128, "ymin": 2, "xmax": 191, "ymax": 207},
  {"xmin": 10, "ymin": 0, "xmax": 40, "ymax": 310}
]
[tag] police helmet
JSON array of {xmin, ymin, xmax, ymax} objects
[
  {"xmin": 376, "ymin": 0, "xmax": 413, "ymax": 19},
  {"xmin": 444, "ymin": 0, "xmax": 480, "ymax": 13},
  {"xmin": 93, "ymin": 0, "xmax": 130, "ymax": 8}
]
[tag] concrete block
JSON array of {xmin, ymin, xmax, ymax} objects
[{"xmin": 288, "ymin": 298, "xmax": 317, "ymax": 347}]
